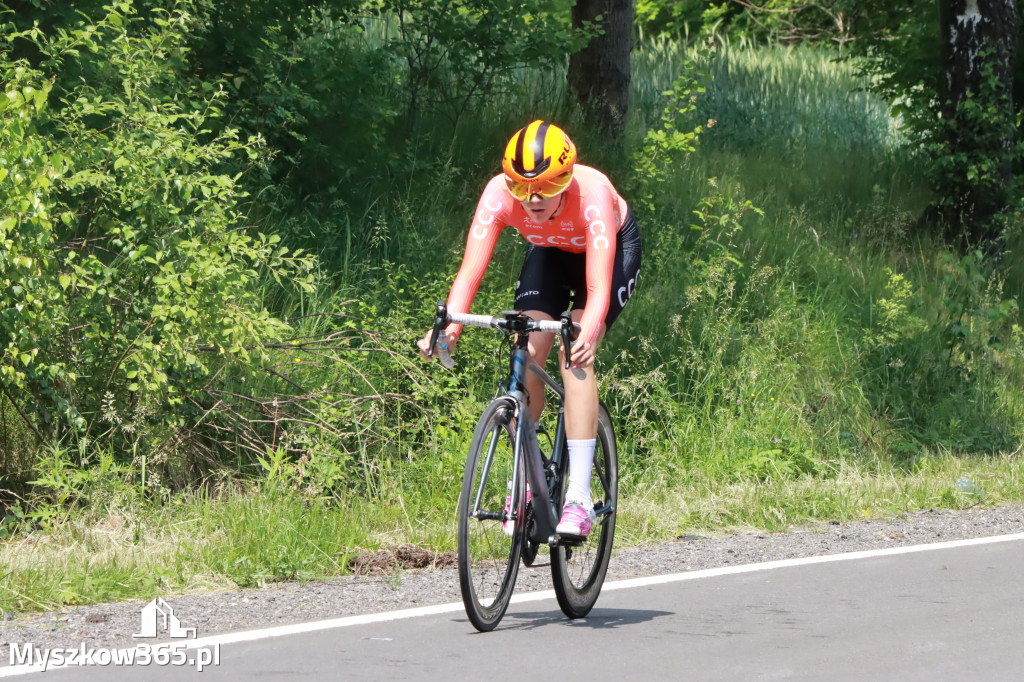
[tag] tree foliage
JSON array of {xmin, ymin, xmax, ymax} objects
[
  {"xmin": 841, "ymin": 1, "xmax": 1021, "ymax": 246},
  {"xmin": 636, "ymin": 1, "xmax": 857, "ymax": 43},
  {"xmin": 365, "ymin": 0, "xmax": 585, "ymax": 123},
  {"xmin": 0, "ymin": 3, "xmax": 315, "ymax": 460}
]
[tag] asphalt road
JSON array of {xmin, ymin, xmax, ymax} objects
[{"xmin": 10, "ymin": 535, "xmax": 1024, "ymax": 681}]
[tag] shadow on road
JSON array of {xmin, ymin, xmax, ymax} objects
[{"xmin": 490, "ymin": 607, "xmax": 673, "ymax": 632}]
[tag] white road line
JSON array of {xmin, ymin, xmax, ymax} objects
[{"xmin": 3, "ymin": 531, "xmax": 1023, "ymax": 677}]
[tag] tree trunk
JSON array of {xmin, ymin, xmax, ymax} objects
[
  {"xmin": 567, "ymin": 0, "xmax": 634, "ymax": 140},
  {"xmin": 938, "ymin": 0, "xmax": 1018, "ymax": 247}
]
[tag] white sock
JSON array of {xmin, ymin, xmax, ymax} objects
[{"xmin": 566, "ymin": 439, "xmax": 596, "ymax": 506}]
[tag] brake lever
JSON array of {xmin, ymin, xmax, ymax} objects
[
  {"xmin": 427, "ymin": 302, "xmax": 454, "ymax": 369},
  {"xmin": 560, "ymin": 311, "xmax": 578, "ymax": 370},
  {"xmin": 427, "ymin": 302, "xmax": 446, "ymax": 357}
]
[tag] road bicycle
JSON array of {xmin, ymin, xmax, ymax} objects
[{"xmin": 426, "ymin": 302, "xmax": 618, "ymax": 632}]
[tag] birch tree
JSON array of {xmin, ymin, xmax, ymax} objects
[{"xmin": 937, "ymin": 0, "xmax": 1019, "ymax": 245}]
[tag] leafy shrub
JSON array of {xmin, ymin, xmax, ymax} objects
[{"xmin": 0, "ymin": 4, "xmax": 315, "ymax": 475}]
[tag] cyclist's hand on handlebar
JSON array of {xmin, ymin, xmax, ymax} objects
[
  {"xmin": 416, "ymin": 331, "xmax": 432, "ymax": 360},
  {"xmin": 566, "ymin": 339, "xmax": 596, "ymax": 369},
  {"xmin": 416, "ymin": 330, "xmax": 457, "ymax": 362}
]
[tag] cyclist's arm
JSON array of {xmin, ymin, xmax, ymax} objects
[
  {"xmin": 444, "ymin": 184, "xmax": 509, "ymax": 340},
  {"xmin": 577, "ymin": 195, "xmax": 619, "ymax": 347}
]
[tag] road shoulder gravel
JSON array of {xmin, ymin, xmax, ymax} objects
[{"xmin": 2, "ymin": 503, "xmax": 1023, "ymax": 661}]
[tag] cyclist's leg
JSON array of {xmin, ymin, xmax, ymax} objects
[
  {"xmin": 521, "ymin": 311, "xmax": 555, "ymax": 424},
  {"xmin": 557, "ymin": 215, "xmax": 639, "ymax": 523},
  {"xmin": 558, "ymin": 312, "xmax": 603, "ymax": 440},
  {"xmin": 557, "ymin": 312, "xmax": 603, "ymax": 521},
  {"xmin": 514, "ymin": 245, "xmax": 573, "ymax": 424},
  {"xmin": 560, "ymin": 211, "xmax": 640, "ymax": 443}
]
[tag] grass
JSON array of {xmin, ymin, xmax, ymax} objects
[
  {"xmin": 5, "ymin": 39, "xmax": 1024, "ymax": 616},
  {"xmin": 618, "ymin": 451, "xmax": 1024, "ymax": 542},
  {"xmin": 3, "ymin": 450, "xmax": 1021, "ymax": 615},
  {"xmin": 0, "ymin": 482, "xmax": 459, "ymax": 613}
]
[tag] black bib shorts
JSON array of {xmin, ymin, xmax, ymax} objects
[{"xmin": 513, "ymin": 210, "xmax": 642, "ymax": 331}]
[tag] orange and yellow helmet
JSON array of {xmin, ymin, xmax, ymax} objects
[{"xmin": 502, "ymin": 120, "xmax": 577, "ymax": 201}]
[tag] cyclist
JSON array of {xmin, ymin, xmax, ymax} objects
[{"xmin": 417, "ymin": 120, "xmax": 641, "ymax": 537}]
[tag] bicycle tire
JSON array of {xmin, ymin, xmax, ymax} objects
[
  {"xmin": 457, "ymin": 397, "xmax": 524, "ymax": 631},
  {"xmin": 550, "ymin": 402, "xmax": 618, "ymax": 619}
]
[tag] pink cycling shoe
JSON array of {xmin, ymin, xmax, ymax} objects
[{"xmin": 556, "ymin": 501, "xmax": 596, "ymax": 538}]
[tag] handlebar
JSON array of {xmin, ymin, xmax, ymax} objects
[{"xmin": 427, "ymin": 302, "xmax": 581, "ymax": 370}]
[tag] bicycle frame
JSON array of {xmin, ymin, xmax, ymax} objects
[{"xmin": 429, "ymin": 303, "xmax": 575, "ymax": 546}]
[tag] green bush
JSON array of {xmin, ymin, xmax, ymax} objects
[{"xmin": 0, "ymin": 4, "xmax": 315, "ymax": 477}]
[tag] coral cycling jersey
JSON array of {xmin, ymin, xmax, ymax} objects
[{"xmin": 446, "ymin": 165, "xmax": 629, "ymax": 346}]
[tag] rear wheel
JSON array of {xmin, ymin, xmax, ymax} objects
[
  {"xmin": 550, "ymin": 403, "xmax": 618, "ymax": 619},
  {"xmin": 457, "ymin": 397, "xmax": 524, "ymax": 631}
]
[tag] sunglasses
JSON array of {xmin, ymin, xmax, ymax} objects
[{"xmin": 504, "ymin": 171, "xmax": 573, "ymax": 201}]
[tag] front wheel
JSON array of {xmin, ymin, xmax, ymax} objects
[
  {"xmin": 551, "ymin": 402, "xmax": 618, "ymax": 619},
  {"xmin": 457, "ymin": 397, "xmax": 524, "ymax": 631}
]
